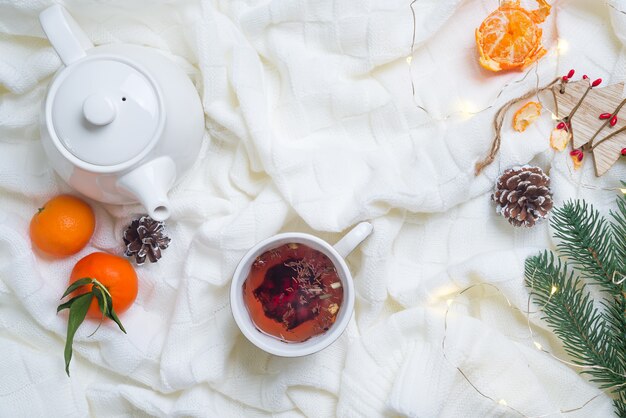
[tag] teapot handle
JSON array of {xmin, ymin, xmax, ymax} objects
[{"xmin": 39, "ymin": 5, "xmax": 93, "ymax": 66}]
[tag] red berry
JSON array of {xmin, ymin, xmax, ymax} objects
[
  {"xmin": 621, "ymin": 148, "xmax": 626, "ymax": 156},
  {"xmin": 611, "ymin": 115, "xmax": 618, "ymax": 127},
  {"xmin": 557, "ymin": 122, "xmax": 566, "ymax": 129},
  {"xmin": 599, "ymin": 113, "xmax": 612, "ymax": 120},
  {"xmin": 570, "ymin": 149, "xmax": 584, "ymax": 161},
  {"xmin": 562, "ymin": 76, "xmax": 569, "ymax": 82},
  {"xmin": 582, "ymin": 75, "xmax": 589, "ymax": 80},
  {"xmin": 567, "ymin": 69, "xmax": 575, "ymax": 78},
  {"xmin": 592, "ymin": 78, "xmax": 602, "ymax": 87}
]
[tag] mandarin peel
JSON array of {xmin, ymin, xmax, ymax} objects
[
  {"xmin": 513, "ymin": 101, "xmax": 542, "ymax": 132},
  {"xmin": 550, "ymin": 128, "xmax": 571, "ymax": 151}
]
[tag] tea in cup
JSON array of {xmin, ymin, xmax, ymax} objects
[{"xmin": 230, "ymin": 222, "xmax": 373, "ymax": 357}]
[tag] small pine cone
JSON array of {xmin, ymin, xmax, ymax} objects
[
  {"xmin": 123, "ymin": 216, "xmax": 171, "ymax": 265},
  {"xmin": 492, "ymin": 166, "xmax": 553, "ymax": 227}
]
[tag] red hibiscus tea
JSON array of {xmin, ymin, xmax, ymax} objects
[{"xmin": 242, "ymin": 243, "xmax": 343, "ymax": 343}]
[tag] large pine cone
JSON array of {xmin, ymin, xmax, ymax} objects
[{"xmin": 492, "ymin": 166, "xmax": 553, "ymax": 227}]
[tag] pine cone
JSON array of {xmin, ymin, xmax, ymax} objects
[
  {"xmin": 492, "ymin": 166, "xmax": 553, "ymax": 227},
  {"xmin": 123, "ymin": 216, "xmax": 171, "ymax": 265}
]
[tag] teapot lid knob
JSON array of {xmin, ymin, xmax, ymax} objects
[{"xmin": 83, "ymin": 94, "xmax": 116, "ymax": 126}]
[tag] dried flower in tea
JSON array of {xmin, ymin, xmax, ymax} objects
[{"xmin": 242, "ymin": 243, "xmax": 343, "ymax": 343}]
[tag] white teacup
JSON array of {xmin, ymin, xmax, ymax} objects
[{"xmin": 230, "ymin": 222, "xmax": 373, "ymax": 357}]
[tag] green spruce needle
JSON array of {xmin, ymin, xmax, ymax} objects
[{"xmin": 58, "ymin": 278, "xmax": 128, "ymax": 376}]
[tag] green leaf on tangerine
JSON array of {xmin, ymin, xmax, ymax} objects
[
  {"xmin": 64, "ymin": 292, "xmax": 93, "ymax": 376},
  {"xmin": 61, "ymin": 278, "xmax": 92, "ymax": 299},
  {"xmin": 107, "ymin": 307, "xmax": 126, "ymax": 334},
  {"xmin": 57, "ymin": 294, "xmax": 86, "ymax": 313},
  {"xmin": 92, "ymin": 286, "xmax": 108, "ymax": 315},
  {"xmin": 102, "ymin": 291, "xmax": 126, "ymax": 334}
]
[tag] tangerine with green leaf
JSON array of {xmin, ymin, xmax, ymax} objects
[
  {"xmin": 68, "ymin": 252, "xmax": 138, "ymax": 318},
  {"xmin": 58, "ymin": 252, "xmax": 138, "ymax": 375}
]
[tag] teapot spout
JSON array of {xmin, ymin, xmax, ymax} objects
[{"xmin": 117, "ymin": 157, "xmax": 176, "ymax": 222}]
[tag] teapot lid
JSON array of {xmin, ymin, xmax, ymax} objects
[{"xmin": 49, "ymin": 56, "xmax": 163, "ymax": 168}]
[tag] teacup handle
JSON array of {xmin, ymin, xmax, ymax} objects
[{"xmin": 333, "ymin": 222, "xmax": 373, "ymax": 258}]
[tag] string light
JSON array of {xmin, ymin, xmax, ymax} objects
[
  {"xmin": 404, "ymin": 0, "xmax": 626, "ymax": 412},
  {"xmin": 441, "ymin": 282, "xmax": 626, "ymax": 417},
  {"xmin": 607, "ymin": 2, "xmax": 626, "ymax": 16},
  {"xmin": 458, "ymin": 100, "xmax": 480, "ymax": 119},
  {"xmin": 557, "ymin": 38, "xmax": 569, "ymax": 56},
  {"xmin": 407, "ymin": 0, "xmax": 542, "ymax": 122}
]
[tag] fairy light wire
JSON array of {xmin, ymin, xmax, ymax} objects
[
  {"xmin": 406, "ymin": 5, "xmax": 626, "ymax": 412},
  {"xmin": 410, "ymin": 0, "xmax": 625, "ymax": 192},
  {"xmin": 441, "ymin": 280, "xmax": 626, "ymax": 417},
  {"xmin": 525, "ymin": 270, "xmax": 626, "ymax": 377},
  {"xmin": 607, "ymin": 2, "xmax": 626, "ymax": 16},
  {"xmin": 408, "ymin": 0, "xmax": 547, "ymax": 122},
  {"xmin": 406, "ymin": 5, "xmax": 625, "ymax": 413}
]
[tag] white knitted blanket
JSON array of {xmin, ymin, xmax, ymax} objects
[{"xmin": 1, "ymin": 0, "xmax": 625, "ymax": 416}]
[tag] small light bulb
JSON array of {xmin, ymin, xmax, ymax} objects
[
  {"xmin": 458, "ymin": 100, "xmax": 478, "ymax": 119},
  {"xmin": 550, "ymin": 285, "xmax": 558, "ymax": 295},
  {"xmin": 406, "ymin": 56, "xmax": 413, "ymax": 65},
  {"xmin": 499, "ymin": 399, "xmax": 508, "ymax": 406},
  {"xmin": 551, "ymin": 113, "xmax": 559, "ymax": 120},
  {"xmin": 620, "ymin": 188, "xmax": 626, "ymax": 195},
  {"xmin": 446, "ymin": 299, "xmax": 454, "ymax": 307},
  {"xmin": 557, "ymin": 39, "xmax": 569, "ymax": 56},
  {"xmin": 534, "ymin": 341, "xmax": 543, "ymax": 350}
]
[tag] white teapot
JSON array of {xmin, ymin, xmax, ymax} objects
[{"xmin": 38, "ymin": 5, "xmax": 205, "ymax": 221}]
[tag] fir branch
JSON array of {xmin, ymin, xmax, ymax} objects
[
  {"xmin": 551, "ymin": 200, "xmax": 619, "ymax": 294},
  {"xmin": 525, "ymin": 252, "xmax": 621, "ymax": 387},
  {"xmin": 525, "ymin": 196, "xmax": 626, "ymax": 417}
]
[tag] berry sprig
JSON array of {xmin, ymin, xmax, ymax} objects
[
  {"xmin": 551, "ymin": 69, "xmax": 626, "ymax": 170},
  {"xmin": 599, "ymin": 113, "xmax": 619, "ymax": 127},
  {"xmin": 569, "ymin": 148, "xmax": 584, "ymax": 169}
]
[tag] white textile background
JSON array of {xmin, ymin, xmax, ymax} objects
[{"xmin": 1, "ymin": 0, "xmax": 625, "ymax": 416}]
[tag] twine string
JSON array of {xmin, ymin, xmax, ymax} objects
[{"xmin": 474, "ymin": 77, "xmax": 561, "ymax": 175}]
